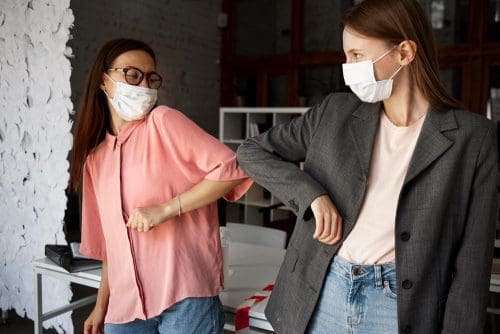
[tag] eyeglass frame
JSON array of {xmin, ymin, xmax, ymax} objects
[{"xmin": 106, "ymin": 66, "xmax": 163, "ymax": 89}]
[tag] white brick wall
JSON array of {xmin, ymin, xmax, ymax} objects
[
  {"xmin": 0, "ymin": 0, "xmax": 74, "ymax": 332},
  {"xmin": 69, "ymin": 0, "xmax": 223, "ymax": 135}
]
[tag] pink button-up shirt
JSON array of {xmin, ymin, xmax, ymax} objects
[{"xmin": 80, "ymin": 106, "xmax": 252, "ymax": 324}]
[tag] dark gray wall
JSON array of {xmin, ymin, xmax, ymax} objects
[{"xmin": 69, "ymin": 0, "xmax": 222, "ymax": 135}]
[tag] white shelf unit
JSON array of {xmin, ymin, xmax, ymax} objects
[{"xmin": 220, "ymin": 107, "xmax": 308, "ymax": 225}]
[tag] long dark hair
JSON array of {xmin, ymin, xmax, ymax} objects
[
  {"xmin": 342, "ymin": 0, "xmax": 463, "ymax": 111},
  {"xmin": 69, "ymin": 38, "xmax": 156, "ymax": 192}
]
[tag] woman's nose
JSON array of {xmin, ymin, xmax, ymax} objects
[{"xmin": 138, "ymin": 77, "xmax": 149, "ymax": 88}]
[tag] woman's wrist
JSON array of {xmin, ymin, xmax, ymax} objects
[
  {"xmin": 94, "ymin": 299, "xmax": 108, "ymax": 314},
  {"xmin": 161, "ymin": 197, "xmax": 180, "ymax": 221}
]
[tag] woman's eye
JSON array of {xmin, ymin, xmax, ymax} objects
[{"xmin": 127, "ymin": 73, "xmax": 140, "ymax": 80}]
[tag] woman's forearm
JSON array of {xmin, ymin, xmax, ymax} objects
[
  {"xmin": 126, "ymin": 179, "xmax": 245, "ymax": 231},
  {"xmin": 162, "ymin": 179, "xmax": 244, "ymax": 220},
  {"xmin": 94, "ymin": 260, "xmax": 110, "ymax": 312}
]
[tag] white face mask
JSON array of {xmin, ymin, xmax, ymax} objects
[
  {"xmin": 104, "ymin": 73, "xmax": 158, "ymax": 121},
  {"xmin": 342, "ymin": 46, "xmax": 403, "ymax": 103}
]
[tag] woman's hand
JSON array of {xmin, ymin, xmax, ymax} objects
[
  {"xmin": 310, "ymin": 195, "xmax": 343, "ymax": 245},
  {"xmin": 126, "ymin": 203, "xmax": 171, "ymax": 232},
  {"xmin": 83, "ymin": 307, "xmax": 106, "ymax": 334}
]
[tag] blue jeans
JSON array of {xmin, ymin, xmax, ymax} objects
[
  {"xmin": 104, "ymin": 296, "xmax": 224, "ymax": 334},
  {"xmin": 308, "ymin": 256, "xmax": 398, "ymax": 334}
]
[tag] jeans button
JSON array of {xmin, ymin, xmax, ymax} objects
[{"xmin": 352, "ymin": 267, "xmax": 363, "ymax": 276}]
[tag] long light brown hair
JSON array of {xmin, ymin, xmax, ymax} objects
[
  {"xmin": 69, "ymin": 39, "xmax": 156, "ymax": 192},
  {"xmin": 342, "ymin": 0, "xmax": 462, "ymax": 111}
]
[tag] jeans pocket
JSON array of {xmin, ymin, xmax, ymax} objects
[{"xmin": 383, "ymin": 279, "xmax": 397, "ymax": 299}]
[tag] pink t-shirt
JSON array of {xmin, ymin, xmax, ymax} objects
[
  {"xmin": 80, "ymin": 106, "xmax": 252, "ymax": 323},
  {"xmin": 338, "ymin": 110, "xmax": 426, "ymax": 264}
]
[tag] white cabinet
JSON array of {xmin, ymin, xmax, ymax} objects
[{"xmin": 219, "ymin": 107, "xmax": 308, "ymax": 225}]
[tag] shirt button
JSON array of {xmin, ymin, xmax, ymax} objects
[
  {"xmin": 402, "ymin": 280, "xmax": 413, "ymax": 289},
  {"xmin": 400, "ymin": 232, "xmax": 411, "ymax": 241}
]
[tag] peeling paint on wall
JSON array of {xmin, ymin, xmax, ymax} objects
[{"xmin": 0, "ymin": 0, "xmax": 74, "ymax": 332}]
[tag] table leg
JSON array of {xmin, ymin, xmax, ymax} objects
[
  {"xmin": 1, "ymin": 309, "xmax": 7, "ymax": 324},
  {"xmin": 34, "ymin": 271, "xmax": 42, "ymax": 334}
]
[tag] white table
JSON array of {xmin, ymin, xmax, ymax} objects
[
  {"xmin": 33, "ymin": 242, "xmax": 284, "ymax": 333},
  {"xmin": 33, "ymin": 258, "xmax": 101, "ymax": 334}
]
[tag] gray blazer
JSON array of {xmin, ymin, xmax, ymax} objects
[{"xmin": 236, "ymin": 93, "xmax": 498, "ymax": 334}]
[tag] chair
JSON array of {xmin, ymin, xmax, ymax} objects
[{"xmin": 225, "ymin": 222, "xmax": 287, "ymax": 249}]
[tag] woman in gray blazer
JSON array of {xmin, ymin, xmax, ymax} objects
[{"xmin": 237, "ymin": 0, "xmax": 498, "ymax": 333}]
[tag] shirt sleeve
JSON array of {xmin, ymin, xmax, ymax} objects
[
  {"xmin": 79, "ymin": 158, "xmax": 107, "ymax": 261},
  {"xmin": 152, "ymin": 106, "xmax": 252, "ymax": 201}
]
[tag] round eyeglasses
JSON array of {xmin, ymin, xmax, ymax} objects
[{"xmin": 107, "ymin": 66, "xmax": 163, "ymax": 89}]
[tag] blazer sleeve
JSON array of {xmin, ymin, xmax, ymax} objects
[
  {"xmin": 442, "ymin": 123, "xmax": 498, "ymax": 333},
  {"xmin": 79, "ymin": 159, "xmax": 107, "ymax": 261},
  {"xmin": 236, "ymin": 94, "xmax": 335, "ymax": 220}
]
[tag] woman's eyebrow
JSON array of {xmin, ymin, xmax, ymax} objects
[{"xmin": 345, "ymin": 48, "xmax": 364, "ymax": 54}]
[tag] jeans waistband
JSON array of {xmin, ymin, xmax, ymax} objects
[{"xmin": 330, "ymin": 255, "xmax": 396, "ymax": 288}]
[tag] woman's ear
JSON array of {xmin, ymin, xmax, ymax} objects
[
  {"xmin": 100, "ymin": 73, "xmax": 109, "ymax": 93},
  {"xmin": 397, "ymin": 40, "xmax": 417, "ymax": 65}
]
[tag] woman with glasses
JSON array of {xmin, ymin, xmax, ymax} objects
[{"xmin": 69, "ymin": 38, "xmax": 252, "ymax": 334}]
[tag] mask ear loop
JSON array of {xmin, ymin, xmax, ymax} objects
[
  {"xmin": 373, "ymin": 44, "xmax": 404, "ymax": 81},
  {"xmin": 102, "ymin": 72, "xmax": 116, "ymax": 100},
  {"xmin": 389, "ymin": 65, "xmax": 404, "ymax": 80},
  {"xmin": 373, "ymin": 44, "xmax": 399, "ymax": 63}
]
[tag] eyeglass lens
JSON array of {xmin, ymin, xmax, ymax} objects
[{"xmin": 123, "ymin": 68, "xmax": 162, "ymax": 89}]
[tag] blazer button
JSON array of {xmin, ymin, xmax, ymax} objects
[
  {"xmin": 400, "ymin": 232, "xmax": 410, "ymax": 241},
  {"xmin": 288, "ymin": 200, "xmax": 299, "ymax": 212},
  {"xmin": 402, "ymin": 280, "xmax": 413, "ymax": 289}
]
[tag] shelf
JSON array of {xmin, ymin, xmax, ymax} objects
[
  {"xmin": 220, "ymin": 106, "xmax": 307, "ymax": 225},
  {"xmin": 223, "ymin": 139, "xmax": 245, "ymax": 144},
  {"xmin": 276, "ymin": 205, "xmax": 292, "ymax": 212},
  {"xmin": 220, "ymin": 112, "xmax": 246, "ymax": 142},
  {"xmin": 236, "ymin": 199, "xmax": 274, "ymax": 208},
  {"xmin": 220, "ymin": 107, "xmax": 309, "ymax": 114}
]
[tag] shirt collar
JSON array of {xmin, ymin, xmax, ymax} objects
[{"xmin": 105, "ymin": 118, "xmax": 145, "ymax": 149}]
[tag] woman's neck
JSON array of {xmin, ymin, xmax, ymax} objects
[
  {"xmin": 109, "ymin": 108, "xmax": 130, "ymax": 135},
  {"xmin": 382, "ymin": 71, "xmax": 430, "ymax": 127}
]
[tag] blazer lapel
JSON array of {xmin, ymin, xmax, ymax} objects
[
  {"xmin": 348, "ymin": 102, "xmax": 381, "ymax": 178},
  {"xmin": 403, "ymin": 108, "xmax": 457, "ymax": 186}
]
